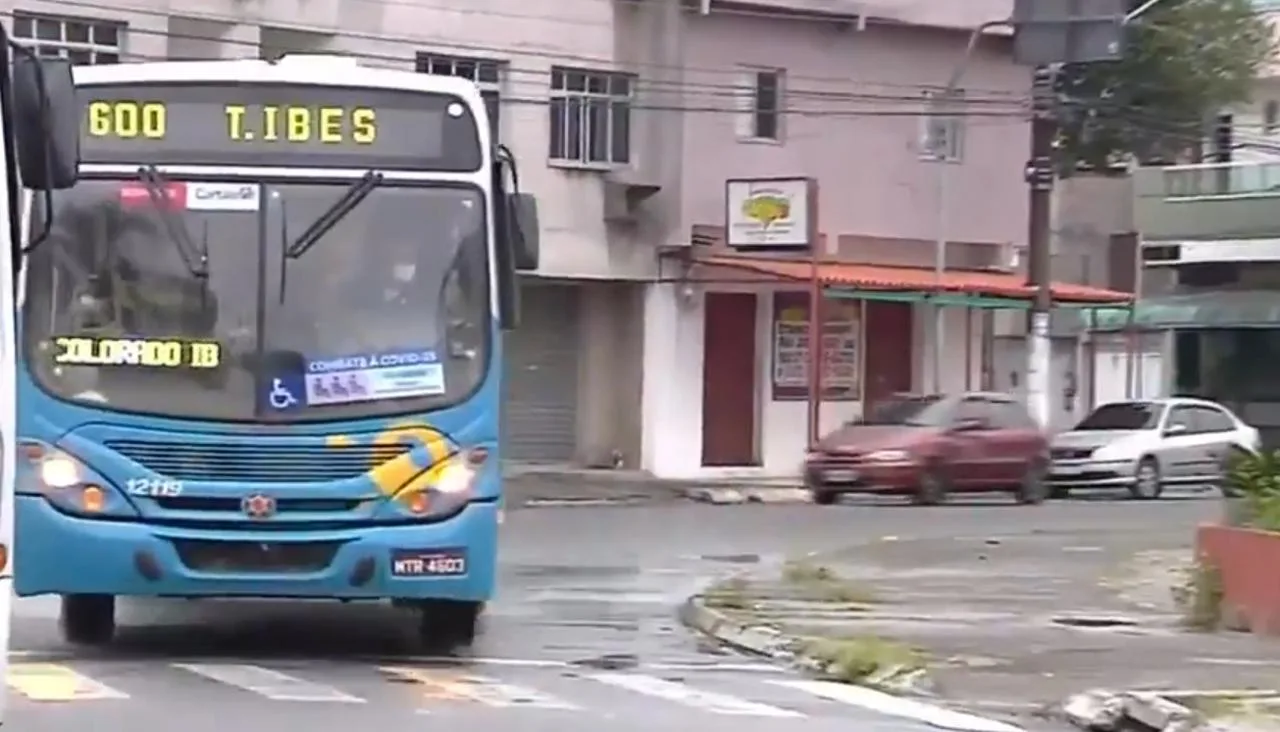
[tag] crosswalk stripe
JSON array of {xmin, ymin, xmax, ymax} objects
[
  {"xmin": 6, "ymin": 663, "xmax": 128, "ymax": 702},
  {"xmin": 381, "ymin": 666, "xmax": 579, "ymax": 710},
  {"xmin": 174, "ymin": 663, "xmax": 364, "ymax": 703},
  {"xmin": 769, "ymin": 680, "xmax": 1024, "ymax": 732},
  {"xmin": 585, "ymin": 672, "xmax": 804, "ymax": 718}
]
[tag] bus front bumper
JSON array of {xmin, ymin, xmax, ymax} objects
[{"xmin": 13, "ymin": 496, "xmax": 498, "ymax": 601}]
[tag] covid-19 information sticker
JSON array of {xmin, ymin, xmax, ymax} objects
[{"xmin": 264, "ymin": 348, "xmax": 445, "ymax": 411}]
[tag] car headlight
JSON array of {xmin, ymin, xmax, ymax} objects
[
  {"xmin": 867, "ymin": 449, "xmax": 912, "ymax": 463},
  {"xmin": 1090, "ymin": 445, "xmax": 1133, "ymax": 462}
]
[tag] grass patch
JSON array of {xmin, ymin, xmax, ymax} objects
[
  {"xmin": 1171, "ymin": 559, "xmax": 1224, "ymax": 631},
  {"xmin": 781, "ymin": 560, "xmax": 879, "ymax": 604},
  {"xmin": 799, "ymin": 634, "xmax": 925, "ymax": 684},
  {"xmin": 703, "ymin": 576, "xmax": 753, "ymax": 610}
]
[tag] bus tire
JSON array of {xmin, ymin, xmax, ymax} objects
[
  {"xmin": 418, "ymin": 599, "xmax": 482, "ymax": 647},
  {"xmin": 59, "ymin": 594, "xmax": 115, "ymax": 646}
]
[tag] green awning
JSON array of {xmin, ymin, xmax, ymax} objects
[{"xmin": 1084, "ymin": 290, "xmax": 1280, "ymax": 331}]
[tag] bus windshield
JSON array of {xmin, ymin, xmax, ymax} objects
[{"xmin": 22, "ymin": 177, "xmax": 489, "ymax": 422}]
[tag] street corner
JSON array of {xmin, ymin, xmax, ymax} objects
[
  {"xmin": 504, "ymin": 469, "xmax": 686, "ymax": 508},
  {"xmin": 679, "ymin": 561, "xmax": 934, "ymax": 696},
  {"xmin": 1056, "ymin": 688, "xmax": 1280, "ymax": 732},
  {"xmin": 681, "ymin": 485, "xmax": 811, "ymax": 505}
]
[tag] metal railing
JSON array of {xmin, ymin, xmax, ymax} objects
[{"xmin": 1154, "ymin": 161, "xmax": 1280, "ymax": 200}]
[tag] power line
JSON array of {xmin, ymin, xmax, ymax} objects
[
  {"xmin": 5, "ymin": 15, "xmax": 1034, "ymax": 117},
  {"xmin": 15, "ymin": 0, "xmax": 1032, "ymax": 97}
]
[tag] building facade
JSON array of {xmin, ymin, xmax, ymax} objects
[{"xmin": 6, "ymin": 0, "xmax": 1133, "ymax": 477}]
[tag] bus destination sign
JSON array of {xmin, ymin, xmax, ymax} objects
[{"xmin": 77, "ymin": 83, "xmax": 482, "ymax": 171}]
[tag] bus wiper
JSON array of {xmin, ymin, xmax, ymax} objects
[
  {"xmin": 137, "ymin": 165, "xmax": 208, "ymax": 281},
  {"xmin": 198, "ymin": 220, "xmax": 211, "ymax": 307},
  {"xmin": 286, "ymin": 170, "xmax": 382, "ymax": 259}
]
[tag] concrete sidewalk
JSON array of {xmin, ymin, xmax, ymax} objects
[
  {"xmin": 503, "ymin": 464, "xmax": 807, "ymax": 507},
  {"xmin": 683, "ymin": 525, "xmax": 1280, "ymax": 711}
]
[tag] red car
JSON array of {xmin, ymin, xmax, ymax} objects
[{"xmin": 804, "ymin": 392, "xmax": 1050, "ymax": 506}]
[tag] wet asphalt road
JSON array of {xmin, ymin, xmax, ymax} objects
[{"xmin": 4, "ymin": 493, "xmax": 1219, "ymax": 731}]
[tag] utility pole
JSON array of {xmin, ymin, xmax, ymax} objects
[{"xmin": 1024, "ymin": 64, "xmax": 1059, "ymax": 428}]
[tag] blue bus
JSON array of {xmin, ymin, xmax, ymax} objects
[{"xmin": 14, "ymin": 55, "xmax": 538, "ymax": 647}]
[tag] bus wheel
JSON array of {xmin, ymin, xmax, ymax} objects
[
  {"xmin": 59, "ymin": 594, "xmax": 115, "ymax": 646},
  {"xmin": 418, "ymin": 600, "xmax": 482, "ymax": 648}
]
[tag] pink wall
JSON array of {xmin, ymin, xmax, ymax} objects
[{"xmin": 681, "ymin": 14, "xmax": 1031, "ymax": 258}]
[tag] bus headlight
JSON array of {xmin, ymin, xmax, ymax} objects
[
  {"xmin": 394, "ymin": 448, "xmax": 487, "ymax": 517},
  {"xmin": 39, "ymin": 453, "xmax": 82, "ymax": 488},
  {"xmin": 20, "ymin": 442, "xmax": 138, "ymax": 518},
  {"xmin": 434, "ymin": 462, "xmax": 476, "ymax": 495}
]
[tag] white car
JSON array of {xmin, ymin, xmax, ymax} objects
[{"xmin": 1049, "ymin": 397, "xmax": 1260, "ymax": 500}]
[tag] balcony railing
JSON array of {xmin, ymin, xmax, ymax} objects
[{"xmin": 1154, "ymin": 161, "xmax": 1280, "ymax": 200}]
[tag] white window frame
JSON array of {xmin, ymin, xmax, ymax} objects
[
  {"xmin": 737, "ymin": 68, "xmax": 784, "ymax": 143},
  {"xmin": 548, "ymin": 67, "xmax": 633, "ymax": 169},
  {"xmin": 919, "ymin": 88, "xmax": 965, "ymax": 163},
  {"xmin": 11, "ymin": 11, "xmax": 125, "ymax": 65},
  {"xmin": 415, "ymin": 53, "xmax": 504, "ymax": 142}
]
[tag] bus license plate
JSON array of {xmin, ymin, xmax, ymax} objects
[{"xmin": 391, "ymin": 548, "xmax": 467, "ymax": 577}]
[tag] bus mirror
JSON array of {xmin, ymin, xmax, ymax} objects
[
  {"xmin": 12, "ymin": 55, "xmax": 80, "ymax": 190},
  {"xmin": 512, "ymin": 193, "xmax": 539, "ymax": 271}
]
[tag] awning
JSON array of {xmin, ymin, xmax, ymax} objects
[
  {"xmin": 697, "ymin": 255, "xmax": 1133, "ymax": 306},
  {"xmin": 1085, "ymin": 290, "xmax": 1280, "ymax": 331}
]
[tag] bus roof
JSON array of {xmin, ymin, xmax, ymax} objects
[{"xmin": 71, "ymin": 55, "xmax": 485, "ymax": 105}]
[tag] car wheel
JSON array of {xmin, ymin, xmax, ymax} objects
[
  {"xmin": 1015, "ymin": 459, "xmax": 1048, "ymax": 505},
  {"xmin": 911, "ymin": 465, "xmax": 948, "ymax": 506},
  {"xmin": 1128, "ymin": 456, "xmax": 1163, "ymax": 500},
  {"xmin": 810, "ymin": 489, "xmax": 838, "ymax": 506}
]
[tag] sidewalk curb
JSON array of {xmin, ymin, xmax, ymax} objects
[
  {"xmin": 1058, "ymin": 688, "xmax": 1280, "ymax": 732},
  {"xmin": 681, "ymin": 486, "xmax": 811, "ymax": 505},
  {"xmin": 678, "ymin": 592, "xmax": 933, "ymax": 696}
]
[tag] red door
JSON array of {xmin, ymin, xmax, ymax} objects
[
  {"xmin": 863, "ymin": 302, "xmax": 914, "ymax": 408},
  {"xmin": 701, "ymin": 292, "xmax": 757, "ymax": 466}
]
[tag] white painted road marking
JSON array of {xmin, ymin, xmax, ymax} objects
[
  {"xmin": 175, "ymin": 663, "xmax": 364, "ymax": 703},
  {"xmin": 771, "ymin": 679, "xmax": 1024, "ymax": 732},
  {"xmin": 586, "ymin": 672, "xmax": 803, "ymax": 718}
]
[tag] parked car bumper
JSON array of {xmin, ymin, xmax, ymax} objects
[
  {"xmin": 804, "ymin": 461, "xmax": 920, "ymax": 493},
  {"xmin": 1048, "ymin": 459, "xmax": 1136, "ymax": 488}
]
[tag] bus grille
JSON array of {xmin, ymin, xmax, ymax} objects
[{"xmin": 102, "ymin": 440, "xmax": 409, "ymax": 483}]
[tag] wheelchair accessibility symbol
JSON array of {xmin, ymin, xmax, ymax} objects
[{"xmin": 268, "ymin": 378, "xmax": 298, "ymax": 410}]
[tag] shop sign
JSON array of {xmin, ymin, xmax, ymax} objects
[{"xmin": 725, "ymin": 177, "xmax": 811, "ymax": 249}]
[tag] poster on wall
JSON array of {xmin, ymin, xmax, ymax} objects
[{"xmin": 771, "ymin": 291, "xmax": 860, "ymax": 401}]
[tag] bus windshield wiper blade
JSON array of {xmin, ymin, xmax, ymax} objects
[
  {"xmin": 286, "ymin": 170, "xmax": 382, "ymax": 259},
  {"xmin": 137, "ymin": 165, "xmax": 207, "ymax": 280}
]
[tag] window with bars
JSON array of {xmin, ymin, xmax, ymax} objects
[
  {"xmin": 415, "ymin": 53, "xmax": 502, "ymax": 142},
  {"xmin": 919, "ymin": 89, "xmax": 965, "ymax": 162},
  {"xmin": 12, "ymin": 12, "xmax": 124, "ymax": 65},
  {"xmin": 738, "ymin": 69, "xmax": 783, "ymax": 141},
  {"xmin": 548, "ymin": 67, "xmax": 632, "ymax": 167}
]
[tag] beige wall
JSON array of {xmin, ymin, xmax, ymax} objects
[{"xmin": 576, "ymin": 281, "xmax": 645, "ymax": 467}]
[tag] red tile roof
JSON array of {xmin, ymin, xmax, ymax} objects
[{"xmin": 699, "ymin": 255, "xmax": 1133, "ymax": 305}]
